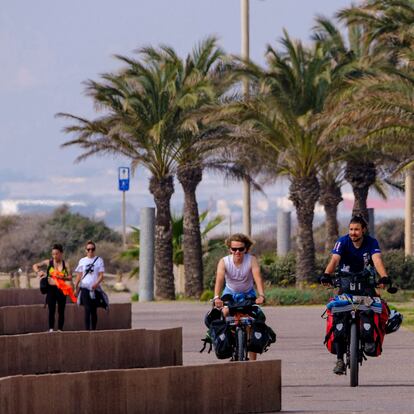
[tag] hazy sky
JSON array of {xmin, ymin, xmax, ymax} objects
[{"xmin": 4, "ymin": 0, "xmax": 398, "ymax": 231}]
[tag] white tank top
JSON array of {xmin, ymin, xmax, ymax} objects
[{"xmin": 223, "ymin": 253, "xmax": 254, "ymax": 293}]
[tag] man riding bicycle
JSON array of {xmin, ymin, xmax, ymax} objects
[{"xmin": 320, "ymin": 215, "xmax": 389, "ymax": 374}]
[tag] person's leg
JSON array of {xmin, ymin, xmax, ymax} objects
[
  {"xmin": 81, "ymin": 289, "xmax": 92, "ymax": 330},
  {"xmin": 57, "ymin": 291, "xmax": 67, "ymax": 330},
  {"xmin": 47, "ymin": 287, "xmax": 57, "ymax": 331},
  {"xmin": 90, "ymin": 301, "xmax": 98, "ymax": 330},
  {"xmin": 333, "ymin": 341, "xmax": 346, "ymax": 374}
]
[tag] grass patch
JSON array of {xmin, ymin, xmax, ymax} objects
[
  {"xmin": 265, "ymin": 286, "xmax": 332, "ymax": 306},
  {"xmin": 390, "ymin": 302, "xmax": 414, "ymax": 332}
]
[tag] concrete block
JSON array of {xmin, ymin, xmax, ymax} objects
[
  {"xmin": 0, "ymin": 289, "xmax": 45, "ymax": 307},
  {"xmin": 0, "ymin": 303, "xmax": 131, "ymax": 335},
  {"xmin": 0, "ymin": 360, "xmax": 281, "ymax": 413},
  {"xmin": 0, "ymin": 328, "xmax": 182, "ymax": 377}
]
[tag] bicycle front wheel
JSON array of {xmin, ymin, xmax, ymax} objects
[
  {"xmin": 349, "ymin": 322, "xmax": 359, "ymax": 387},
  {"xmin": 236, "ymin": 327, "xmax": 247, "ymax": 361}
]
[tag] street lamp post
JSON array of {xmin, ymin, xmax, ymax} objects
[{"xmin": 241, "ymin": 0, "xmax": 251, "ymax": 236}]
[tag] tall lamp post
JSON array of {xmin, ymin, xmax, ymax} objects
[{"xmin": 241, "ymin": 0, "xmax": 251, "ymax": 236}]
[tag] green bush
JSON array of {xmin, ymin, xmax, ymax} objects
[
  {"xmin": 131, "ymin": 293, "xmax": 139, "ymax": 302},
  {"xmin": 200, "ymin": 289, "xmax": 214, "ymax": 302},
  {"xmin": 382, "ymin": 250, "xmax": 414, "ymax": 289},
  {"xmin": 260, "ymin": 253, "xmax": 296, "ymax": 286}
]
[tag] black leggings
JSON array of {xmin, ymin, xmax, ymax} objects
[
  {"xmin": 46, "ymin": 285, "xmax": 67, "ymax": 330},
  {"xmin": 80, "ymin": 288, "xmax": 98, "ymax": 330}
]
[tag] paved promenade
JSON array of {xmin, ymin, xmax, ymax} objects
[{"xmin": 129, "ymin": 300, "xmax": 414, "ymax": 414}]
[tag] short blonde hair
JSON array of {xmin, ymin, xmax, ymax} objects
[{"xmin": 225, "ymin": 233, "xmax": 254, "ymax": 251}]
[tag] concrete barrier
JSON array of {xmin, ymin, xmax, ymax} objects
[
  {"xmin": 0, "ymin": 288, "xmax": 44, "ymax": 306},
  {"xmin": 0, "ymin": 360, "xmax": 281, "ymax": 413},
  {"xmin": 0, "ymin": 303, "xmax": 131, "ymax": 334},
  {"xmin": 0, "ymin": 327, "xmax": 182, "ymax": 377}
]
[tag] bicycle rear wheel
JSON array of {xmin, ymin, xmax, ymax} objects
[{"xmin": 349, "ymin": 322, "xmax": 359, "ymax": 387}]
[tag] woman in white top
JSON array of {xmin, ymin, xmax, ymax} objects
[
  {"xmin": 74, "ymin": 240, "xmax": 105, "ymax": 330},
  {"xmin": 213, "ymin": 233, "xmax": 265, "ymax": 309},
  {"xmin": 213, "ymin": 233, "xmax": 266, "ymax": 360}
]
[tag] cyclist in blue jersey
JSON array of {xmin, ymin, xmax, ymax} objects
[{"xmin": 320, "ymin": 216, "xmax": 389, "ymax": 374}]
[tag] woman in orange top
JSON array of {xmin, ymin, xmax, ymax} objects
[{"xmin": 32, "ymin": 244, "xmax": 72, "ymax": 331}]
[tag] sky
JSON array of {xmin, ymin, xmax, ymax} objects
[{"xmin": 0, "ymin": 0, "xmax": 402, "ymax": 234}]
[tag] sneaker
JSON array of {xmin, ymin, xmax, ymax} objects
[
  {"xmin": 333, "ymin": 359, "xmax": 346, "ymax": 375},
  {"xmin": 48, "ymin": 329, "xmax": 53, "ymax": 332}
]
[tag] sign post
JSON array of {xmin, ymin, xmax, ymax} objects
[{"xmin": 118, "ymin": 167, "xmax": 130, "ymax": 248}]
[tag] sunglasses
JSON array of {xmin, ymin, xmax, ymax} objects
[
  {"xmin": 86, "ymin": 248, "xmax": 95, "ymax": 252},
  {"xmin": 230, "ymin": 247, "xmax": 246, "ymax": 253}
]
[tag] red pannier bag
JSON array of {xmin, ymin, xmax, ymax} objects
[{"xmin": 361, "ymin": 300, "xmax": 389, "ymax": 357}]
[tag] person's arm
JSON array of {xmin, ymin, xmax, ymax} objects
[
  {"xmin": 32, "ymin": 259, "xmax": 49, "ymax": 278},
  {"xmin": 65, "ymin": 262, "xmax": 73, "ymax": 283},
  {"xmin": 372, "ymin": 253, "xmax": 388, "ymax": 288},
  {"xmin": 324, "ymin": 254, "xmax": 341, "ymax": 275},
  {"xmin": 213, "ymin": 258, "xmax": 225, "ymax": 308},
  {"xmin": 92, "ymin": 272, "xmax": 104, "ymax": 290},
  {"xmin": 320, "ymin": 254, "xmax": 341, "ymax": 286},
  {"xmin": 251, "ymin": 256, "xmax": 265, "ymax": 305}
]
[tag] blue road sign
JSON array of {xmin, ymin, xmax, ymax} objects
[{"xmin": 118, "ymin": 167, "xmax": 130, "ymax": 191}]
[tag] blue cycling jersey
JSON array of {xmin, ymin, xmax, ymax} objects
[{"xmin": 332, "ymin": 234, "xmax": 381, "ymax": 273}]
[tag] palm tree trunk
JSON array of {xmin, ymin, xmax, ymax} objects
[
  {"xmin": 319, "ymin": 181, "xmax": 342, "ymax": 252},
  {"xmin": 345, "ymin": 161, "xmax": 376, "ymax": 224},
  {"xmin": 149, "ymin": 175, "xmax": 175, "ymax": 300},
  {"xmin": 289, "ymin": 176, "xmax": 319, "ymax": 288},
  {"xmin": 177, "ymin": 165, "xmax": 203, "ymax": 298}
]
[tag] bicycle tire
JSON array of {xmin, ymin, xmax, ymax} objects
[
  {"xmin": 236, "ymin": 327, "xmax": 246, "ymax": 361},
  {"xmin": 350, "ymin": 321, "xmax": 359, "ymax": 387}
]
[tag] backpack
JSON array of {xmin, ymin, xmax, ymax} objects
[
  {"xmin": 210, "ymin": 320, "xmax": 233, "ymax": 359},
  {"xmin": 40, "ymin": 260, "xmax": 67, "ymax": 295},
  {"xmin": 248, "ymin": 321, "xmax": 276, "ymax": 354}
]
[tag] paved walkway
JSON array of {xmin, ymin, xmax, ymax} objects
[{"xmin": 128, "ymin": 300, "xmax": 414, "ymax": 414}]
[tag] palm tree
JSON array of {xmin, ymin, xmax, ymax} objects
[
  {"xmin": 59, "ymin": 44, "xmax": 215, "ymax": 299},
  {"xmin": 216, "ymin": 33, "xmax": 338, "ymax": 286},
  {"xmin": 313, "ymin": 14, "xmax": 396, "ymax": 223},
  {"xmin": 141, "ymin": 37, "xmax": 236, "ymax": 298}
]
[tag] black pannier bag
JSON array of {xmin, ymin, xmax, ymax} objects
[
  {"xmin": 210, "ymin": 320, "xmax": 233, "ymax": 359},
  {"xmin": 248, "ymin": 321, "xmax": 275, "ymax": 354}
]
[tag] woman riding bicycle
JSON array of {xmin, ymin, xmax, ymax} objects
[{"xmin": 213, "ymin": 233, "xmax": 266, "ymax": 360}]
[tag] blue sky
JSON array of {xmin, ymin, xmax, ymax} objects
[{"xmin": 4, "ymin": 0, "xmax": 396, "ymax": 232}]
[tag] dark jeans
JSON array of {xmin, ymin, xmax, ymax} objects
[
  {"xmin": 46, "ymin": 285, "xmax": 67, "ymax": 330},
  {"xmin": 80, "ymin": 288, "xmax": 98, "ymax": 330}
]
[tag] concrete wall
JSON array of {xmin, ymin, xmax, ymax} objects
[
  {"xmin": 0, "ymin": 303, "xmax": 131, "ymax": 334},
  {"xmin": 0, "ymin": 328, "xmax": 182, "ymax": 377},
  {"xmin": 0, "ymin": 360, "xmax": 281, "ymax": 414},
  {"xmin": 0, "ymin": 288, "xmax": 44, "ymax": 306}
]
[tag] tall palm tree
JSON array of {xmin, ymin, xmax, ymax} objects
[
  {"xmin": 142, "ymin": 37, "xmax": 237, "ymax": 298},
  {"xmin": 313, "ymin": 14, "xmax": 395, "ymax": 223},
  {"xmin": 58, "ymin": 45, "xmax": 215, "ymax": 299},
  {"xmin": 218, "ymin": 33, "xmax": 338, "ymax": 286}
]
